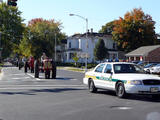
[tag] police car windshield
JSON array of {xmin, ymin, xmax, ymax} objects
[{"xmin": 113, "ymin": 64, "xmax": 144, "ymax": 74}]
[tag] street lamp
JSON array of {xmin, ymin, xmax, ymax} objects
[
  {"xmin": 69, "ymin": 13, "xmax": 88, "ymax": 72},
  {"xmin": 0, "ymin": 32, "xmax": 2, "ymax": 61},
  {"xmin": 54, "ymin": 32, "xmax": 57, "ymax": 62}
]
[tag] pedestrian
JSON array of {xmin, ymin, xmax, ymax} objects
[
  {"xmin": 29, "ymin": 56, "xmax": 35, "ymax": 73},
  {"xmin": 51, "ymin": 59, "xmax": 56, "ymax": 79},
  {"xmin": 18, "ymin": 58, "xmax": 22, "ymax": 70},
  {"xmin": 34, "ymin": 59, "xmax": 40, "ymax": 78},
  {"xmin": 40, "ymin": 52, "xmax": 47, "ymax": 73},
  {"xmin": 24, "ymin": 61, "xmax": 28, "ymax": 73}
]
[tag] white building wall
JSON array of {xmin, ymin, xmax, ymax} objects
[
  {"xmin": 67, "ymin": 38, "xmax": 79, "ymax": 49},
  {"xmin": 104, "ymin": 37, "xmax": 115, "ymax": 49},
  {"xmin": 80, "ymin": 36, "xmax": 115, "ymax": 63},
  {"xmin": 65, "ymin": 34, "xmax": 118, "ymax": 63}
]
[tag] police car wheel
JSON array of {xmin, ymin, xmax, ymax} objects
[
  {"xmin": 116, "ymin": 82, "xmax": 126, "ymax": 98},
  {"xmin": 89, "ymin": 80, "xmax": 97, "ymax": 93}
]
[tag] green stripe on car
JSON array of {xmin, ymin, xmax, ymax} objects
[{"xmin": 96, "ymin": 76, "xmax": 127, "ymax": 84}]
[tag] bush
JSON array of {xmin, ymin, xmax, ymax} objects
[
  {"xmin": 87, "ymin": 63, "xmax": 97, "ymax": 69},
  {"xmin": 56, "ymin": 62, "xmax": 74, "ymax": 67}
]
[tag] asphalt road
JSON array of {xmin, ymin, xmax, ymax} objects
[{"xmin": 0, "ymin": 64, "xmax": 160, "ymax": 120}]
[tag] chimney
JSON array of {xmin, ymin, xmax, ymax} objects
[
  {"xmin": 87, "ymin": 29, "xmax": 90, "ymax": 33},
  {"xmin": 91, "ymin": 28, "xmax": 93, "ymax": 33}
]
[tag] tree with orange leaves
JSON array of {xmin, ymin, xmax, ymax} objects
[
  {"xmin": 112, "ymin": 8, "xmax": 157, "ymax": 52},
  {"xmin": 18, "ymin": 18, "xmax": 66, "ymax": 58}
]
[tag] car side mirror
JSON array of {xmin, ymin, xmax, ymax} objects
[
  {"xmin": 110, "ymin": 72, "xmax": 113, "ymax": 75},
  {"xmin": 106, "ymin": 69, "xmax": 112, "ymax": 74}
]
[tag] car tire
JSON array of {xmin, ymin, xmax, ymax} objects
[
  {"xmin": 88, "ymin": 80, "xmax": 97, "ymax": 93},
  {"xmin": 146, "ymin": 69, "xmax": 150, "ymax": 74},
  {"xmin": 116, "ymin": 82, "xmax": 127, "ymax": 98}
]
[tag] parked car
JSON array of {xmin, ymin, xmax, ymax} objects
[
  {"xmin": 144, "ymin": 63, "xmax": 158, "ymax": 73},
  {"xmin": 131, "ymin": 61, "xmax": 140, "ymax": 64},
  {"xmin": 83, "ymin": 62, "xmax": 160, "ymax": 98},
  {"xmin": 137, "ymin": 61, "xmax": 149, "ymax": 67},
  {"xmin": 150, "ymin": 64, "xmax": 160, "ymax": 74}
]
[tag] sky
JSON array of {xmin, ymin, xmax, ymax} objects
[{"xmin": 2, "ymin": 0, "xmax": 160, "ymax": 36}]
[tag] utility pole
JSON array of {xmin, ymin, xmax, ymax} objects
[
  {"xmin": 69, "ymin": 14, "xmax": 89, "ymax": 73},
  {"xmin": 55, "ymin": 33, "xmax": 57, "ymax": 62},
  {"xmin": 0, "ymin": 32, "xmax": 2, "ymax": 62}
]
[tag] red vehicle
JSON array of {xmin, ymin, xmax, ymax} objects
[
  {"xmin": 43, "ymin": 58, "xmax": 52, "ymax": 79},
  {"xmin": 35, "ymin": 58, "xmax": 56, "ymax": 79}
]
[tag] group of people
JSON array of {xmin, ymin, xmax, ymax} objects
[
  {"xmin": 24, "ymin": 56, "xmax": 35, "ymax": 73},
  {"xmin": 22, "ymin": 53, "xmax": 47, "ymax": 73},
  {"xmin": 17, "ymin": 53, "xmax": 56, "ymax": 79}
]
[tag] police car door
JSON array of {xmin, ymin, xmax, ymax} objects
[
  {"xmin": 93, "ymin": 64, "xmax": 105, "ymax": 87},
  {"xmin": 100, "ymin": 64, "xmax": 114, "ymax": 90}
]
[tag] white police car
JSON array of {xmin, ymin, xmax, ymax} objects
[{"xmin": 83, "ymin": 62, "xmax": 160, "ymax": 98}]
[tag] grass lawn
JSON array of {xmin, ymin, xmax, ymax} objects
[{"xmin": 57, "ymin": 66, "xmax": 84, "ymax": 72}]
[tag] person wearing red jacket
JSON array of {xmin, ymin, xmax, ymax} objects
[{"xmin": 29, "ymin": 56, "xmax": 35, "ymax": 73}]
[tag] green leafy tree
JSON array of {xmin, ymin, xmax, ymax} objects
[
  {"xmin": 94, "ymin": 39, "xmax": 108, "ymax": 61},
  {"xmin": 72, "ymin": 53, "xmax": 79, "ymax": 66},
  {"xmin": 112, "ymin": 8, "xmax": 157, "ymax": 52},
  {"xmin": 19, "ymin": 18, "xmax": 66, "ymax": 59},
  {"xmin": 15, "ymin": 27, "xmax": 32, "ymax": 57},
  {"xmin": 99, "ymin": 21, "xmax": 115, "ymax": 34},
  {"xmin": 0, "ymin": 2, "xmax": 25, "ymax": 58}
]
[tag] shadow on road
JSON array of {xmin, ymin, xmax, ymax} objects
[
  {"xmin": 0, "ymin": 91, "xmax": 35, "ymax": 95},
  {"xmin": 95, "ymin": 90, "xmax": 160, "ymax": 103},
  {"xmin": 36, "ymin": 77, "xmax": 74, "ymax": 81},
  {"xmin": 0, "ymin": 88, "xmax": 86, "ymax": 96},
  {"xmin": 56, "ymin": 78, "xmax": 74, "ymax": 80},
  {"xmin": 2, "ymin": 64, "xmax": 16, "ymax": 67}
]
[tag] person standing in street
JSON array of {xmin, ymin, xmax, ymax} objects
[
  {"xmin": 34, "ymin": 59, "xmax": 40, "ymax": 78},
  {"xmin": 29, "ymin": 56, "xmax": 35, "ymax": 73}
]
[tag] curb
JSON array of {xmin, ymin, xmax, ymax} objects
[{"xmin": 0, "ymin": 68, "xmax": 4, "ymax": 80}]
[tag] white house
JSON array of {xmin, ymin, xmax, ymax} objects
[{"xmin": 65, "ymin": 31, "xmax": 119, "ymax": 63}]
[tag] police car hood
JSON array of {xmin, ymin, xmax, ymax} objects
[{"xmin": 113, "ymin": 73, "xmax": 160, "ymax": 81}]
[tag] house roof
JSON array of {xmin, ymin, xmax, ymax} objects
[
  {"xmin": 125, "ymin": 45, "xmax": 160, "ymax": 57},
  {"xmin": 69, "ymin": 32, "xmax": 112, "ymax": 39}
]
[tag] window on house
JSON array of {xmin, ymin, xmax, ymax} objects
[
  {"xmin": 113, "ymin": 43, "xmax": 115, "ymax": 49},
  {"xmin": 79, "ymin": 39, "xmax": 81, "ymax": 49},
  {"xmin": 69, "ymin": 42, "xmax": 71, "ymax": 48},
  {"xmin": 69, "ymin": 53, "xmax": 74, "ymax": 59}
]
